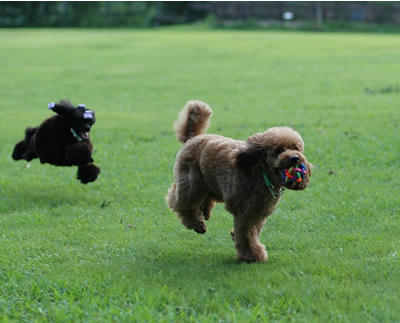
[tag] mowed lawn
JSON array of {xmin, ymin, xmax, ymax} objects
[{"xmin": 0, "ymin": 28, "xmax": 399, "ymax": 321}]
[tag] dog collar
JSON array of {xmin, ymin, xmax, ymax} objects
[
  {"xmin": 70, "ymin": 128, "xmax": 83, "ymax": 142},
  {"xmin": 262, "ymin": 171, "xmax": 283, "ymax": 199}
]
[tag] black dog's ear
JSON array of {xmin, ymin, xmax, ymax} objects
[
  {"xmin": 48, "ymin": 100, "xmax": 75, "ymax": 118},
  {"xmin": 236, "ymin": 148, "xmax": 263, "ymax": 171}
]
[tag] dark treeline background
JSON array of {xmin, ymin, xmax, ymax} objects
[{"xmin": 1, "ymin": 2, "xmax": 400, "ymax": 28}]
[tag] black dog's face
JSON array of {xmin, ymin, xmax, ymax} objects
[
  {"xmin": 71, "ymin": 108, "xmax": 96, "ymax": 140},
  {"xmin": 49, "ymin": 101, "xmax": 96, "ymax": 140}
]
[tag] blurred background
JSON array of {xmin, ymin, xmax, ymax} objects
[{"xmin": 1, "ymin": 1, "xmax": 400, "ymax": 31}]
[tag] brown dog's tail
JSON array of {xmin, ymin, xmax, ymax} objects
[{"xmin": 174, "ymin": 100, "xmax": 213, "ymax": 143}]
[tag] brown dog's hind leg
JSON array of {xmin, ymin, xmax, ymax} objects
[
  {"xmin": 166, "ymin": 182, "xmax": 208, "ymax": 234},
  {"xmin": 166, "ymin": 161, "xmax": 211, "ymax": 234},
  {"xmin": 201, "ymin": 195, "xmax": 216, "ymax": 221},
  {"xmin": 178, "ymin": 209, "xmax": 207, "ymax": 234}
]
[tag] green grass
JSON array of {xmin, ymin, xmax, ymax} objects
[{"xmin": 0, "ymin": 28, "xmax": 399, "ymax": 322}]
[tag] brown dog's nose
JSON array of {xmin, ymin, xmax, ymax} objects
[{"xmin": 289, "ymin": 155, "xmax": 300, "ymax": 165}]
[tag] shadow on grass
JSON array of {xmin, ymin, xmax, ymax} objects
[
  {"xmin": 115, "ymin": 246, "xmax": 280, "ymax": 291},
  {"xmin": 0, "ymin": 180, "xmax": 84, "ymax": 213}
]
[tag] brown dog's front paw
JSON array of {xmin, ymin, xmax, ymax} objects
[{"xmin": 237, "ymin": 245, "xmax": 268, "ymax": 263}]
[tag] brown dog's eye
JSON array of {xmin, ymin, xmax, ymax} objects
[{"xmin": 275, "ymin": 147, "xmax": 284, "ymax": 155}]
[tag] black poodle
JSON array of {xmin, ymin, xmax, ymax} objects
[{"xmin": 12, "ymin": 100, "xmax": 100, "ymax": 184}]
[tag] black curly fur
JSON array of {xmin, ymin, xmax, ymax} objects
[
  {"xmin": 12, "ymin": 100, "xmax": 100, "ymax": 184},
  {"xmin": 77, "ymin": 164, "xmax": 101, "ymax": 184}
]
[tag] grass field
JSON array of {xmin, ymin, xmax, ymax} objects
[{"xmin": 0, "ymin": 28, "xmax": 399, "ymax": 321}]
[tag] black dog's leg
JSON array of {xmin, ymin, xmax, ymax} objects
[
  {"xmin": 77, "ymin": 163, "xmax": 101, "ymax": 184},
  {"xmin": 66, "ymin": 143, "xmax": 100, "ymax": 184},
  {"xmin": 12, "ymin": 140, "xmax": 29, "ymax": 161},
  {"xmin": 65, "ymin": 143, "xmax": 93, "ymax": 166},
  {"xmin": 12, "ymin": 127, "xmax": 37, "ymax": 161},
  {"xmin": 22, "ymin": 149, "xmax": 37, "ymax": 161}
]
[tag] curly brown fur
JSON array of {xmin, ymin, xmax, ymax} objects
[
  {"xmin": 173, "ymin": 100, "xmax": 213, "ymax": 143},
  {"xmin": 12, "ymin": 100, "xmax": 100, "ymax": 184},
  {"xmin": 166, "ymin": 100, "xmax": 312, "ymax": 263}
]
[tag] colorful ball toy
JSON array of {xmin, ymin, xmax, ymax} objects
[{"xmin": 281, "ymin": 163, "xmax": 307, "ymax": 185}]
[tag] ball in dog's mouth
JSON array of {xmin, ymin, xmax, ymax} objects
[{"xmin": 280, "ymin": 163, "xmax": 307, "ymax": 189}]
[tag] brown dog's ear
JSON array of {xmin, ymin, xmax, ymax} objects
[
  {"xmin": 236, "ymin": 132, "xmax": 267, "ymax": 170},
  {"xmin": 305, "ymin": 161, "xmax": 313, "ymax": 177},
  {"xmin": 236, "ymin": 148, "xmax": 263, "ymax": 170}
]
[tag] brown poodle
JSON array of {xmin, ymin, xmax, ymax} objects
[{"xmin": 166, "ymin": 100, "xmax": 312, "ymax": 263}]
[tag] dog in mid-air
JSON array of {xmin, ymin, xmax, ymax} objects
[
  {"xmin": 12, "ymin": 100, "xmax": 100, "ymax": 184},
  {"xmin": 166, "ymin": 100, "xmax": 312, "ymax": 263}
]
